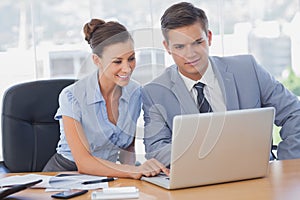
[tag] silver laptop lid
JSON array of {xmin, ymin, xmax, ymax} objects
[{"xmin": 169, "ymin": 107, "xmax": 275, "ymax": 189}]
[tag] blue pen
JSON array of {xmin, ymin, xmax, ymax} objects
[{"xmin": 81, "ymin": 177, "xmax": 116, "ymax": 185}]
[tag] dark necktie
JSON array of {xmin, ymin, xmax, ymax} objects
[{"xmin": 194, "ymin": 82, "xmax": 212, "ymax": 113}]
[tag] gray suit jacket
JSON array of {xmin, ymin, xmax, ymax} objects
[{"xmin": 142, "ymin": 54, "xmax": 300, "ymax": 165}]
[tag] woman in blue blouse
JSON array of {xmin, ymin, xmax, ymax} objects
[{"xmin": 43, "ymin": 19, "xmax": 169, "ymax": 179}]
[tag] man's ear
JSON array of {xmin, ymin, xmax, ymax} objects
[
  {"xmin": 207, "ymin": 30, "xmax": 212, "ymax": 46},
  {"xmin": 163, "ymin": 40, "xmax": 171, "ymax": 54}
]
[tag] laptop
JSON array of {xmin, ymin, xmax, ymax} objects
[{"xmin": 141, "ymin": 107, "xmax": 275, "ymax": 189}]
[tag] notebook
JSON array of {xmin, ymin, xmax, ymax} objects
[{"xmin": 141, "ymin": 107, "xmax": 275, "ymax": 189}]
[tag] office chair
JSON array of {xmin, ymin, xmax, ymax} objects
[{"xmin": 0, "ymin": 79, "xmax": 76, "ymax": 172}]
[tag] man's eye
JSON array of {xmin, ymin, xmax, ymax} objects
[
  {"xmin": 192, "ymin": 40, "xmax": 204, "ymax": 46},
  {"xmin": 196, "ymin": 40, "xmax": 204, "ymax": 45},
  {"xmin": 174, "ymin": 45, "xmax": 184, "ymax": 49}
]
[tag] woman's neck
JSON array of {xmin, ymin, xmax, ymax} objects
[
  {"xmin": 98, "ymin": 74, "xmax": 121, "ymax": 125},
  {"xmin": 99, "ymin": 75, "xmax": 121, "ymax": 99}
]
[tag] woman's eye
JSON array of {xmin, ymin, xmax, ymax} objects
[
  {"xmin": 129, "ymin": 57, "xmax": 135, "ymax": 62},
  {"xmin": 113, "ymin": 60, "xmax": 122, "ymax": 64}
]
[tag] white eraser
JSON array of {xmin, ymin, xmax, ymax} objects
[
  {"xmin": 103, "ymin": 186, "xmax": 138, "ymax": 194},
  {"xmin": 91, "ymin": 186, "xmax": 139, "ymax": 199}
]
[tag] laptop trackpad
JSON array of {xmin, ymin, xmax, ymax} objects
[{"xmin": 141, "ymin": 173, "xmax": 170, "ymax": 189}]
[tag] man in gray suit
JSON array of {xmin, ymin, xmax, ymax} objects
[{"xmin": 142, "ymin": 2, "xmax": 300, "ymax": 166}]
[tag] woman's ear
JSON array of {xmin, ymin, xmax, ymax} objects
[{"xmin": 92, "ymin": 54, "xmax": 101, "ymax": 66}]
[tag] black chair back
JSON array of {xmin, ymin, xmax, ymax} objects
[{"xmin": 1, "ymin": 79, "xmax": 75, "ymax": 172}]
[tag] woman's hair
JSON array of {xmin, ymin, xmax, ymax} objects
[
  {"xmin": 83, "ymin": 18, "xmax": 132, "ymax": 56},
  {"xmin": 160, "ymin": 2, "xmax": 209, "ymax": 42}
]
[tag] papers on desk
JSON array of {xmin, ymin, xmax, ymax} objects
[{"xmin": 0, "ymin": 174, "xmax": 109, "ymax": 191}]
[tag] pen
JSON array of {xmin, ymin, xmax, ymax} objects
[
  {"xmin": 81, "ymin": 178, "xmax": 116, "ymax": 185},
  {"xmin": 55, "ymin": 173, "xmax": 81, "ymax": 177}
]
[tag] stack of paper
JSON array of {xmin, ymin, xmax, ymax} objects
[{"xmin": 0, "ymin": 174, "xmax": 109, "ymax": 191}]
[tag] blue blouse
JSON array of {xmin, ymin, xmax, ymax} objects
[{"xmin": 55, "ymin": 70, "xmax": 141, "ymax": 162}]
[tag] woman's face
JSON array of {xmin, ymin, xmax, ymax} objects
[{"xmin": 97, "ymin": 40, "xmax": 136, "ymax": 87}]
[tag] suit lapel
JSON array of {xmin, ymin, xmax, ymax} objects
[
  {"xmin": 210, "ymin": 57, "xmax": 240, "ymax": 110},
  {"xmin": 169, "ymin": 66, "xmax": 199, "ymax": 114}
]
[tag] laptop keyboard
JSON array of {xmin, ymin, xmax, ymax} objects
[{"xmin": 157, "ymin": 172, "xmax": 169, "ymax": 180}]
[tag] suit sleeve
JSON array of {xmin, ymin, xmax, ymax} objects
[
  {"xmin": 141, "ymin": 86, "xmax": 172, "ymax": 166},
  {"xmin": 251, "ymin": 55, "xmax": 300, "ymax": 160}
]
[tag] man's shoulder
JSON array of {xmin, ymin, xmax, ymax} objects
[
  {"xmin": 144, "ymin": 65, "xmax": 176, "ymax": 88},
  {"xmin": 210, "ymin": 54, "xmax": 258, "ymax": 73},
  {"xmin": 211, "ymin": 54, "xmax": 254, "ymax": 63}
]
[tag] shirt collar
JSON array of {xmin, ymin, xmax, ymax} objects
[
  {"xmin": 178, "ymin": 60, "xmax": 214, "ymax": 91},
  {"xmin": 120, "ymin": 80, "xmax": 139, "ymax": 103},
  {"xmin": 86, "ymin": 70, "xmax": 104, "ymax": 105},
  {"xmin": 201, "ymin": 60, "xmax": 214, "ymax": 88}
]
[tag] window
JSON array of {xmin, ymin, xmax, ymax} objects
[{"xmin": 1, "ymin": 0, "xmax": 299, "ymax": 160}]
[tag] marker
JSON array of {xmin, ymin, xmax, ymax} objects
[{"xmin": 81, "ymin": 178, "xmax": 117, "ymax": 185}]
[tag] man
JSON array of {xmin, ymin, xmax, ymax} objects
[{"xmin": 142, "ymin": 2, "xmax": 300, "ymax": 166}]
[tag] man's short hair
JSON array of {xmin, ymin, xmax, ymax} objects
[{"xmin": 161, "ymin": 2, "xmax": 209, "ymax": 42}]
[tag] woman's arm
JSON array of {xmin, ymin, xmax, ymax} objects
[{"xmin": 63, "ymin": 116, "xmax": 169, "ymax": 179}]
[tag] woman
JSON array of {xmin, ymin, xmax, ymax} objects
[{"xmin": 43, "ymin": 19, "xmax": 169, "ymax": 179}]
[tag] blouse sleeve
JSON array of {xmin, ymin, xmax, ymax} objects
[{"xmin": 54, "ymin": 87, "xmax": 82, "ymax": 122}]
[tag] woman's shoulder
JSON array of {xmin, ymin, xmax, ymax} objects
[{"xmin": 60, "ymin": 71, "xmax": 96, "ymax": 101}]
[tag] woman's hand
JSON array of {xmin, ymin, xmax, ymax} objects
[{"xmin": 129, "ymin": 158, "xmax": 170, "ymax": 180}]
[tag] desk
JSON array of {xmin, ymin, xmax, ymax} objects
[{"xmin": 1, "ymin": 159, "xmax": 300, "ymax": 200}]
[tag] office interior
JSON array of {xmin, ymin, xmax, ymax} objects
[{"xmin": 0, "ymin": 0, "xmax": 300, "ymax": 169}]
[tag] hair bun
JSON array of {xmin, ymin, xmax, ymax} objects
[{"xmin": 83, "ymin": 18, "xmax": 105, "ymax": 44}]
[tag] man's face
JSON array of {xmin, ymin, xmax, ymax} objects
[{"xmin": 163, "ymin": 22, "xmax": 212, "ymax": 81}]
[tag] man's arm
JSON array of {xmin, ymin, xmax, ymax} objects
[
  {"xmin": 252, "ymin": 56, "xmax": 300, "ymax": 160},
  {"xmin": 142, "ymin": 86, "xmax": 172, "ymax": 166}
]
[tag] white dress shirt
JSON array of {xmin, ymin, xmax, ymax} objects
[{"xmin": 178, "ymin": 60, "xmax": 226, "ymax": 112}]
